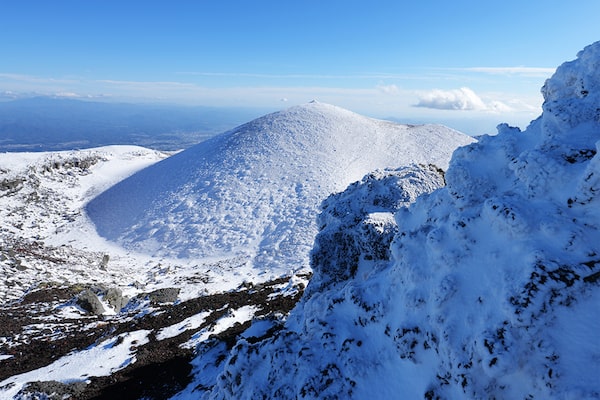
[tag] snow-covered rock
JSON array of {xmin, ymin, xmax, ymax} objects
[
  {"xmin": 308, "ymin": 165, "xmax": 446, "ymax": 295},
  {"xmin": 86, "ymin": 102, "xmax": 473, "ymax": 273},
  {"xmin": 200, "ymin": 43, "xmax": 600, "ymax": 399}
]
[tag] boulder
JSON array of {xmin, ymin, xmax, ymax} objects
[
  {"xmin": 75, "ymin": 289, "xmax": 105, "ymax": 315},
  {"xmin": 104, "ymin": 287, "xmax": 127, "ymax": 312}
]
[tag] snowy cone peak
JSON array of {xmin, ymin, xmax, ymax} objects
[
  {"xmin": 197, "ymin": 44, "xmax": 600, "ymax": 398},
  {"xmin": 86, "ymin": 102, "xmax": 473, "ymax": 272}
]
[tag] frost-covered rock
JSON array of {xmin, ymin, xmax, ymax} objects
[
  {"xmin": 308, "ymin": 164, "xmax": 445, "ymax": 295},
  {"xmin": 200, "ymin": 164, "xmax": 447, "ymax": 399},
  {"xmin": 104, "ymin": 287, "xmax": 127, "ymax": 312},
  {"xmin": 197, "ymin": 42, "xmax": 600, "ymax": 399}
]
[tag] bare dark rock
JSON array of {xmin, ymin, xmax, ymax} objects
[
  {"xmin": 19, "ymin": 380, "xmax": 88, "ymax": 399},
  {"xmin": 145, "ymin": 287, "xmax": 180, "ymax": 305},
  {"xmin": 76, "ymin": 289, "xmax": 105, "ymax": 315}
]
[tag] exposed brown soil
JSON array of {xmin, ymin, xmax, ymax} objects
[{"xmin": 0, "ymin": 275, "xmax": 308, "ymax": 399}]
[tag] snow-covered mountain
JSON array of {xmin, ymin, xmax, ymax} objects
[
  {"xmin": 5, "ymin": 40, "xmax": 600, "ymax": 400},
  {"xmin": 86, "ymin": 102, "xmax": 474, "ymax": 273},
  {"xmin": 191, "ymin": 43, "xmax": 600, "ymax": 399},
  {"xmin": 0, "ymin": 103, "xmax": 472, "ymax": 398}
]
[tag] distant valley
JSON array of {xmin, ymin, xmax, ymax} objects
[{"xmin": 0, "ymin": 96, "xmax": 270, "ymax": 152}]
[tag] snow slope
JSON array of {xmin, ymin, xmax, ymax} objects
[
  {"xmin": 0, "ymin": 146, "xmax": 169, "ymax": 302},
  {"xmin": 0, "ymin": 147, "xmax": 308, "ymax": 398},
  {"xmin": 0, "ymin": 145, "xmax": 295, "ymax": 306},
  {"xmin": 0, "ymin": 104, "xmax": 472, "ymax": 398},
  {"xmin": 198, "ymin": 43, "xmax": 600, "ymax": 399},
  {"xmin": 86, "ymin": 102, "xmax": 474, "ymax": 273}
]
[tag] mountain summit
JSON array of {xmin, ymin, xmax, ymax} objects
[{"xmin": 86, "ymin": 102, "xmax": 473, "ymax": 271}]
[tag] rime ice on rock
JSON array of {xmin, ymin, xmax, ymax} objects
[{"xmin": 199, "ymin": 42, "xmax": 600, "ymax": 399}]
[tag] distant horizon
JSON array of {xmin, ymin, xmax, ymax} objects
[
  {"xmin": 0, "ymin": 68, "xmax": 552, "ymax": 136},
  {"xmin": 0, "ymin": 91, "xmax": 539, "ymax": 138},
  {"xmin": 2, "ymin": 1, "xmax": 600, "ymax": 136}
]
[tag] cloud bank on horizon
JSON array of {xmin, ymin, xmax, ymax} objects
[{"xmin": 0, "ymin": 68, "xmax": 555, "ymax": 136}]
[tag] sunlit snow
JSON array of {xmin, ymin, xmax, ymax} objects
[
  {"xmin": 86, "ymin": 102, "xmax": 474, "ymax": 273},
  {"xmin": 0, "ymin": 330, "xmax": 150, "ymax": 398},
  {"xmin": 199, "ymin": 42, "xmax": 600, "ymax": 399}
]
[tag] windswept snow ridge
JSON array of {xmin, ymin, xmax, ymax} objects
[
  {"xmin": 200, "ymin": 43, "xmax": 600, "ymax": 399},
  {"xmin": 86, "ymin": 102, "xmax": 474, "ymax": 272}
]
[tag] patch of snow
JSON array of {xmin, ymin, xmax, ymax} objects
[
  {"xmin": 156, "ymin": 311, "xmax": 212, "ymax": 341},
  {"xmin": 0, "ymin": 330, "xmax": 150, "ymax": 398},
  {"xmin": 183, "ymin": 305, "xmax": 259, "ymax": 349}
]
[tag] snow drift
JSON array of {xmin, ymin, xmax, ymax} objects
[
  {"xmin": 86, "ymin": 102, "xmax": 473, "ymax": 272},
  {"xmin": 200, "ymin": 43, "xmax": 600, "ymax": 398}
]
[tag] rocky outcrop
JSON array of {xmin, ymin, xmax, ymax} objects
[{"xmin": 308, "ymin": 164, "xmax": 445, "ymax": 294}]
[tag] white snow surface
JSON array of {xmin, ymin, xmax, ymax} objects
[
  {"xmin": 86, "ymin": 102, "xmax": 474, "ymax": 273},
  {"xmin": 0, "ymin": 145, "xmax": 284, "ymax": 305},
  {"xmin": 194, "ymin": 43, "xmax": 600, "ymax": 399},
  {"xmin": 0, "ymin": 146, "xmax": 170, "ymax": 302},
  {"xmin": 0, "ymin": 329, "xmax": 151, "ymax": 398},
  {"xmin": 156, "ymin": 310, "xmax": 212, "ymax": 341},
  {"xmin": 0, "ymin": 105, "xmax": 469, "ymax": 398},
  {"xmin": 184, "ymin": 305, "xmax": 259, "ymax": 349}
]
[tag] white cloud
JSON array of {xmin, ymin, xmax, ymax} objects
[
  {"xmin": 376, "ymin": 83, "xmax": 400, "ymax": 95},
  {"xmin": 415, "ymin": 87, "xmax": 518, "ymax": 114},
  {"xmin": 54, "ymin": 92, "xmax": 82, "ymax": 98},
  {"xmin": 415, "ymin": 87, "xmax": 489, "ymax": 111},
  {"xmin": 0, "ymin": 73, "xmax": 79, "ymax": 85},
  {"xmin": 487, "ymin": 100, "xmax": 513, "ymax": 113}
]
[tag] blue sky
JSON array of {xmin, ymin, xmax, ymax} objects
[{"xmin": 1, "ymin": 1, "xmax": 599, "ymax": 135}]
